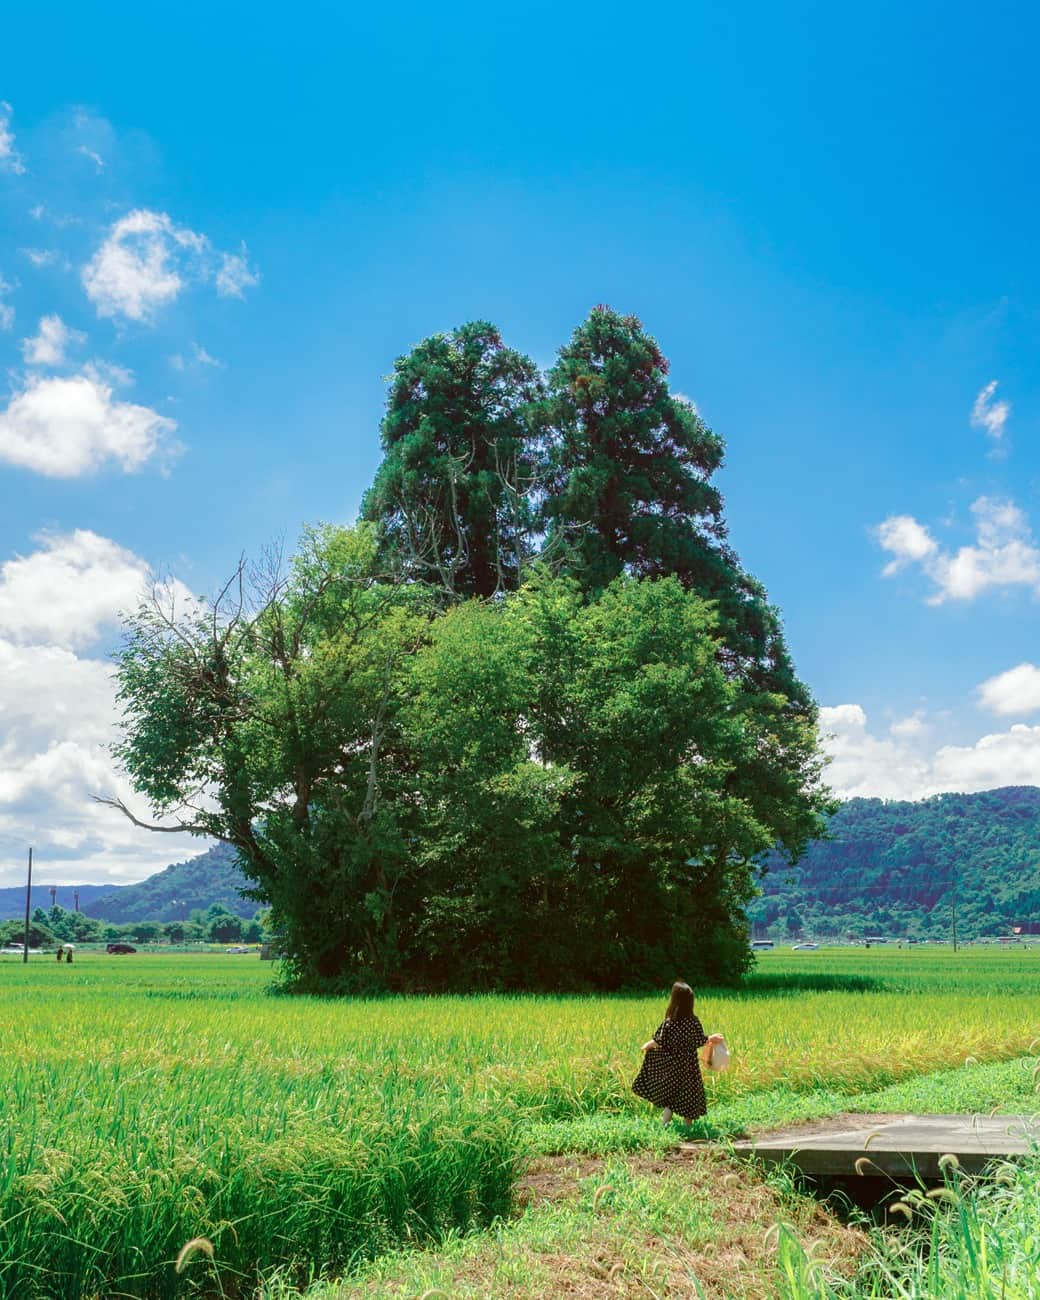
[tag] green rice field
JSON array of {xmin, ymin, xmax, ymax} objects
[{"xmin": 2, "ymin": 946, "xmax": 1040, "ymax": 1298}]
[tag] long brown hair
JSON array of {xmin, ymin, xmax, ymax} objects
[{"xmin": 665, "ymin": 981, "xmax": 694, "ymax": 1022}]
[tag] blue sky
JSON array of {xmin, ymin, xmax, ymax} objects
[{"xmin": 2, "ymin": 0, "xmax": 1040, "ymax": 883}]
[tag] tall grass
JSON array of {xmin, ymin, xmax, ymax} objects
[{"xmin": 777, "ymin": 1156, "xmax": 1040, "ymax": 1299}]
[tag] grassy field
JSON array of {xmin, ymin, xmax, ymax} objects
[{"xmin": 1, "ymin": 946, "xmax": 1039, "ymax": 1297}]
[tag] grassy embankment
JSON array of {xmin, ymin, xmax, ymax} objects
[{"xmin": 1, "ymin": 947, "xmax": 1039, "ymax": 1296}]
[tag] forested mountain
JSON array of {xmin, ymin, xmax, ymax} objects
[
  {"xmin": 84, "ymin": 843, "xmax": 252, "ymax": 922},
  {"xmin": 751, "ymin": 786, "xmax": 1040, "ymax": 940}
]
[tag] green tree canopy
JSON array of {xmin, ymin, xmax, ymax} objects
[
  {"xmin": 110, "ymin": 308, "xmax": 831, "ymax": 991},
  {"xmin": 362, "ymin": 321, "xmax": 544, "ymax": 598},
  {"xmin": 541, "ymin": 305, "xmax": 726, "ymax": 593}
]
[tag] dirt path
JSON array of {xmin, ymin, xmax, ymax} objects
[{"xmin": 349, "ymin": 1146, "xmax": 866, "ymax": 1298}]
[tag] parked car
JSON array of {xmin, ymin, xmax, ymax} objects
[
  {"xmin": 792, "ymin": 942, "xmax": 819, "ymax": 950},
  {"xmin": 106, "ymin": 942, "xmax": 137, "ymax": 954},
  {"xmin": 225, "ymin": 945, "xmax": 251, "ymax": 954}
]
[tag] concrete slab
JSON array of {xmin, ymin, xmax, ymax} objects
[{"xmin": 704, "ymin": 1113, "xmax": 1040, "ymax": 1178}]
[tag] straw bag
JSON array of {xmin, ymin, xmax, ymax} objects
[{"xmin": 706, "ymin": 1037, "xmax": 730, "ymax": 1072}]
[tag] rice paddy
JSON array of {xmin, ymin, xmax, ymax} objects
[{"xmin": 2, "ymin": 946, "xmax": 1039, "ymax": 1297}]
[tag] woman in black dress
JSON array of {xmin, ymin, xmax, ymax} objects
[{"xmin": 632, "ymin": 980, "xmax": 724, "ymax": 1125}]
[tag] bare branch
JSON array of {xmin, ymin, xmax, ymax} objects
[{"xmin": 90, "ymin": 794, "xmax": 225, "ymax": 839}]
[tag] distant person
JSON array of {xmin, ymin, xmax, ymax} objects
[
  {"xmin": 64, "ymin": 945, "xmax": 73, "ymax": 964},
  {"xmin": 633, "ymin": 980, "xmax": 724, "ymax": 1126},
  {"xmin": 55, "ymin": 945, "xmax": 64, "ymax": 962}
]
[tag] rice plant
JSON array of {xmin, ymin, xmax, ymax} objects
[{"xmin": 1, "ymin": 946, "xmax": 1039, "ymax": 1296}]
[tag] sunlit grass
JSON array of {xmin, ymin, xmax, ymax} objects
[{"xmin": 1, "ymin": 946, "xmax": 1039, "ymax": 1296}]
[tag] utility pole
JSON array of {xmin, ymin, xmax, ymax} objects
[
  {"xmin": 22, "ymin": 847, "xmax": 33, "ymax": 964},
  {"xmin": 951, "ymin": 870, "xmax": 958, "ymax": 954},
  {"xmin": 73, "ymin": 891, "xmax": 79, "ymax": 914},
  {"xmin": 49, "ymin": 885, "xmax": 56, "ymax": 909}
]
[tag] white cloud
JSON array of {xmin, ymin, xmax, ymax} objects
[
  {"xmin": 0, "ymin": 274, "xmax": 14, "ymax": 331},
  {"xmin": 84, "ymin": 358, "xmax": 135, "ymax": 388},
  {"xmin": 821, "ymin": 703, "xmax": 1040, "ymax": 799},
  {"xmin": 216, "ymin": 246, "xmax": 259, "ymax": 298},
  {"xmin": 82, "ymin": 209, "xmax": 258, "ymax": 321},
  {"xmin": 971, "ymin": 380, "xmax": 1010, "ymax": 444},
  {"xmin": 21, "ymin": 314, "xmax": 86, "ymax": 367},
  {"xmin": 0, "ymin": 638, "xmax": 200, "ymax": 886},
  {"xmin": 977, "ymin": 663, "xmax": 1040, "ymax": 717},
  {"xmin": 932, "ymin": 725, "xmax": 1040, "ymax": 791},
  {"xmin": 82, "ymin": 209, "xmax": 202, "ymax": 322},
  {"xmin": 0, "ymin": 370, "xmax": 176, "ymax": 476},
  {"xmin": 0, "ymin": 102, "xmax": 24, "ymax": 174},
  {"xmin": 0, "ymin": 533, "xmax": 203, "ymax": 886},
  {"xmin": 877, "ymin": 515, "xmax": 938, "ymax": 576},
  {"xmin": 890, "ymin": 710, "xmax": 928, "ymax": 739},
  {"xmin": 877, "ymin": 496, "xmax": 1040, "ymax": 603},
  {"xmin": 0, "ymin": 530, "xmax": 155, "ymax": 649}
]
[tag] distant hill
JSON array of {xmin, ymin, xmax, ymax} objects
[
  {"xmin": 0, "ymin": 882, "xmax": 121, "ymax": 921},
  {"xmin": 0, "ymin": 843, "xmax": 255, "ymax": 924},
  {"xmin": 84, "ymin": 843, "xmax": 255, "ymax": 922},
  {"xmin": 752, "ymin": 786, "xmax": 1040, "ymax": 940}
]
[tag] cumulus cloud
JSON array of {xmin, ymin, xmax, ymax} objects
[
  {"xmin": 819, "ymin": 704, "xmax": 932, "ymax": 799},
  {"xmin": 21, "ymin": 314, "xmax": 86, "ymax": 367},
  {"xmin": 82, "ymin": 209, "xmax": 203, "ymax": 321},
  {"xmin": 0, "ymin": 102, "xmax": 24, "ymax": 173},
  {"xmin": 820, "ymin": 703, "xmax": 1040, "ymax": 799},
  {"xmin": 971, "ymin": 380, "xmax": 1010, "ymax": 445},
  {"xmin": 0, "ymin": 638, "xmax": 199, "ymax": 885},
  {"xmin": 890, "ymin": 710, "xmax": 928, "ymax": 739},
  {"xmin": 0, "ymin": 530, "xmax": 158, "ymax": 649},
  {"xmin": 0, "ymin": 370, "xmax": 176, "ymax": 476},
  {"xmin": 877, "ymin": 496, "xmax": 1040, "ymax": 603},
  {"xmin": 977, "ymin": 663, "xmax": 1040, "ymax": 717},
  {"xmin": 82, "ymin": 208, "xmax": 258, "ymax": 321},
  {"xmin": 0, "ymin": 533, "xmax": 202, "ymax": 886},
  {"xmin": 877, "ymin": 515, "xmax": 938, "ymax": 576}
]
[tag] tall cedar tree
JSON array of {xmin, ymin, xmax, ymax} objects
[
  {"xmin": 543, "ymin": 309, "xmax": 792, "ymax": 679},
  {"xmin": 362, "ymin": 322, "xmax": 544, "ymax": 599},
  {"xmin": 543, "ymin": 306, "xmax": 827, "ymax": 867}
]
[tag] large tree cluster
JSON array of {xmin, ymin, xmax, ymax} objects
[{"xmin": 111, "ymin": 307, "xmax": 831, "ymax": 990}]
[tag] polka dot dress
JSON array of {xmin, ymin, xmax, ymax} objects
[{"xmin": 632, "ymin": 1015, "xmax": 708, "ymax": 1120}]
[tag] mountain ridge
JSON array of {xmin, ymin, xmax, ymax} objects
[{"xmin": 752, "ymin": 785, "xmax": 1040, "ymax": 939}]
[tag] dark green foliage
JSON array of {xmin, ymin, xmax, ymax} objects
[
  {"xmin": 542, "ymin": 305, "xmax": 725, "ymax": 593},
  {"xmin": 753, "ymin": 786, "xmax": 1040, "ymax": 939},
  {"xmin": 362, "ymin": 321, "xmax": 544, "ymax": 598},
  {"xmin": 400, "ymin": 573, "xmax": 780, "ymax": 988},
  {"xmin": 0, "ymin": 919, "xmax": 55, "ymax": 948}
]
